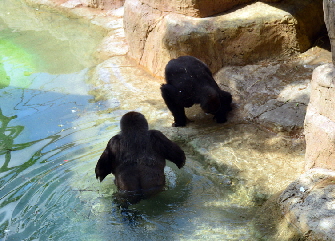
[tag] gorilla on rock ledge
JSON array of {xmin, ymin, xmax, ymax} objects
[
  {"xmin": 161, "ymin": 56, "xmax": 232, "ymax": 127},
  {"xmin": 95, "ymin": 111, "xmax": 186, "ymax": 205}
]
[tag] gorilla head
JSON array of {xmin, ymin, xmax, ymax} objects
[{"xmin": 120, "ymin": 111, "xmax": 148, "ymax": 133}]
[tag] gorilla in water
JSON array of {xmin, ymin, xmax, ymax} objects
[
  {"xmin": 95, "ymin": 111, "xmax": 186, "ymax": 205},
  {"xmin": 161, "ymin": 56, "xmax": 232, "ymax": 127}
]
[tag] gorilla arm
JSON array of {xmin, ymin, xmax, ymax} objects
[
  {"xmin": 95, "ymin": 135, "xmax": 120, "ymax": 182},
  {"xmin": 149, "ymin": 130, "xmax": 186, "ymax": 168}
]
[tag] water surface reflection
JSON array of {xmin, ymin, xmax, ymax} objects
[{"xmin": 0, "ymin": 1, "xmax": 120, "ymax": 240}]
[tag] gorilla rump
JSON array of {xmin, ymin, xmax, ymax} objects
[
  {"xmin": 161, "ymin": 56, "xmax": 232, "ymax": 127},
  {"xmin": 95, "ymin": 111, "xmax": 186, "ymax": 204}
]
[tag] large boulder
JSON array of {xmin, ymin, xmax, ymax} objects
[
  {"xmin": 304, "ymin": 63, "xmax": 335, "ymax": 170},
  {"xmin": 215, "ymin": 62, "xmax": 313, "ymax": 133},
  {"xmin": 214, "ymin": 45, "xmax": 331, "ymax": 133},
  {"xmin": 124, "ymin": 0, "xmax": 324, "ymax": 77},
  {"xmin": 278, "ymin": 168, "xmax": 335, "ymax": 241}
]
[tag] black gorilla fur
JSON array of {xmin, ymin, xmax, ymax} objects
[
  {"xmin": 161, "ymin": 56, "xmax": 232, "ymax": 127},
  {"xmin": 95, "ymin": 111, "xmax": 186, "ymax": 204}
]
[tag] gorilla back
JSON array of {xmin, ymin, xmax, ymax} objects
[
  {"xmin": 95, "ymin": 111, "xmax": 186, "ymax": 205},
  {"xmin": 161, "ymin": 56, "xmax": 232, "ymax": 127}
]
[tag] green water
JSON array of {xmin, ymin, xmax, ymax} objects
[
  {"xmin": 0, "ymin": 1, "xmax": 266, "ymax": 240},
  {"xmin": 0, "ymin": 0, "xmax": 118, "ymax": 240}
]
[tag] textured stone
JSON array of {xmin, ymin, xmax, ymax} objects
[
  {"xmin": 124, "ymin": 0, "xmax": 324, "ymax": 77},
  {"xmin": 324, "ymin": 0, "xmax": 335, "ymax": 64},
  {"xmin": 57, "ymin": 0, "xmax": 125, "ymax": 9},
  {"xmin": 309, "ymin": 64, "xmax": 335, "ymax": 120},
  {"xmin": 304, "ymin": 108, "xmax": 335, "ymax": 170},
  {"xmin": 138, "ymin": 0, "xmax": 282, "ymax": 18},
  {"xmin": 304, "ymin": 64, "xmax": 335, "ymax": 170},
  {"xmin": 278, "ymin": 168, "xmax": 335, "ymax": 241},
  {"xmin": 215, "ymin": 61, "xmax": 314, "ymax": 133},
  {"xmin": 80, "ymin": 0, "xmax": 124, "ymax": 9}
]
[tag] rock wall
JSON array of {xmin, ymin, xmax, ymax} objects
[
  {"xmin": 304, "ymin": 0, "xmax": 335, "ymax": 171},
  {"xmin": 278, "ymin": 2, "xmax": 335, "ymax": 240},
  {"xmin": 124, "ymin": 0, "xmax": 324, "ymax": 77},
  {"xmin": 324, "ymin": 0, "xmax": 335, "ymax": 64},
  {"xmin": 304, "ymin": 64, "xmax": 335, "ymax": 170},
  {"xmin": 215, "ymin": 61, "xmax": 314, "ymax": 133},
  {"xmin": 278, "ymin": 168, "xmax": 335, "ymax": 241},
  {"xmin": 137, "ymin": 0, "xmax": 281, "ymax": 18}
]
